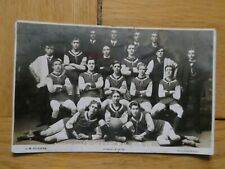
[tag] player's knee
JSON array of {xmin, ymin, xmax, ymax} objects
[
  {"xmin": 52, "ymin": 111, "xmax": 59, "ymax": 118},
  {"xmin": 141, "ymin": 102, "xmax": 152, "ymax": 112},
  {"xmin": 157, "ymin": 135, "xmax": 168, "ymax": 146},
  {"xmin": 172, "ymin": 105, "xmax": 183, "ymax": 118},
  {"xmin": 52, "ymin": 104, "xmax": 60, "ymax": 113},
  {"xmin": 151, "ymin": 103, "xmax": 165, "ymax": 116}
]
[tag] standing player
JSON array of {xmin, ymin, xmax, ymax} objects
[
  {"xmin": 64, "ymin": 37, "xmax": 87, "ymax": 101},
  {"xmin": 96, "ymin": 45, "xmax": 114, "ymax": 80},
  {"xmin": 150, "ymin": 65, "xmax": 183, "ymax": 132},
  {"xmin": 18, "ymin": 100, "xmax": 102, "ymax": 143},
  {"xmin": 124, "ymin": 101, "xmax": 199, "ymax": 146},
  {"xmin": 99, "ymin": 91, "xmax": 129, "ymax": 142},
  {"xmin": 46, "ymin": 58, "xmax": 77, "ymax": 124},
  {"xmin": 29, "ymin": 42, "xmax": 57, "ymax": 126},
  {"xmin": 140, "ymin": 32, "xmax": 159, "ymax": 65},
  {"xmin": 130, "ymin": 62, "xmax": 152, "ymax": 113},
  {"xmin": 77, "ymin": 58, "xmax": 104, "ymax": 111},
  {"xmin": 121, "ymin": 44, "xmax": 140, "ymax": 88}
]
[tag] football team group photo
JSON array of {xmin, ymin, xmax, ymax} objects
[{"xmin": 12, "ymin": 21, "xmax": 215, "ymax": 154}]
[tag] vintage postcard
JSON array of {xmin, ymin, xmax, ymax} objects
[{"xmin": 12, "ymin": 21, "xmax": 216, "ymax": 155}]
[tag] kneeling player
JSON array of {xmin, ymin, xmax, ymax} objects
[
  {"xmin": 46, "ymin": 58, "xmax": 77, "ymax": 124},
  {"xmin": 151, "ymin": 65, "xmax": 183, "ymax": 131},
  {"xmin": 130, "ymin": 62, "xmax": 152, "ymax": 113},
  {"xmin": 17, "ymin": 100, "xmax": 102, "ymax": 143},
  {"xmin": 99, "ymin": 91, "xmax": 129, "ymax": 142},
  {"xmin": 124, "ymin": 101, "xmax": 199, "ymax": 146}
]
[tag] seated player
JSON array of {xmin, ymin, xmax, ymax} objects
[
  {"xmin": 77, "ymin": 57, "xmax": 103, "ymax": 111},
  {"xmin": 99, "ymin": 91, "xmax": 129, "ymax": 142},
  {"xmin": 102, "ymin": 60, "xmax": 130, "ymax": 109},
  {"xmin": 124, "ymin": 102, "xmax": 199, "ymax": 147},
  {"xmin": 46, "ymin": 58, "xmax": 77, "ymax": 124},
  {"xmin": 17, "ymin": 100, "xmax": 102, "ymax": 143},
  {"xmin": 150, "ymin": 65, "xmax": 183, "ymax": 131},
  {"xmin": 121, "ymin": 43, "xmax": 140, "ymax": 87},
  {"xmin": 130, "ymin": 62, "xmax": 152, "ymax": 113}
]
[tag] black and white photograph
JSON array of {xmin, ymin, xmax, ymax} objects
[{"xmin": 12, "ymin": 21, "xmax": 216, "ymax": 155}]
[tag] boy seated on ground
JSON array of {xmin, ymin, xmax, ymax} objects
[
  {"xmin": 99, "ymin": 91, "xmax": 129, "ymax": 142},
  {"xmin": 124, "ymin": 101, "xmax": 199, "ymax": 147}
]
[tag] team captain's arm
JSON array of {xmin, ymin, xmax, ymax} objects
[{"xmin": 173, "ymin": 85, "xmax": 181, "ymax": 100}]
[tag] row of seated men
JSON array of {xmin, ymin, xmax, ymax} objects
[
  {"xmin": 19, "ymin": 57, "xmax": 200, "ymax": 146},
  {"xmin": 29, "ymin": 36, "xmax": 203, "ymax": 133}
]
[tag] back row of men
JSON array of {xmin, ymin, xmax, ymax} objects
[{"xmin": 29, "ymin": 32, "xmax": 204, "ymax": 133}]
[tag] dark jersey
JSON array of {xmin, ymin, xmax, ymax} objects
[
  {"xmin": 80, "ymin": 72, "xmax": 102, "ymax": 97},
  {"xmin": 130, "ymin": 112, "xmax": 165, "ymax": 136},
  {"xmin": 160, "ymin": 78, "xmax": 179, "ymax": 95},
  {"xmin": 47, "ymin": 71, "xmax": 69, "ymax": 101},
  {"xmin": 150, "ymin": 57, "xmax": 164, "ymax": 82},
  {"xmin": 139, "ymin": 44, "xmax": 158, "ymax": 65},
  {"xmin": 96, "ymin": 57, "xmax": 114, "ymax": 79},
  {"xmin": 106, "ymin": 74, "xmax": 126, "ymax": 89},
  {"xmin": 131, "ymin": 76, "xmax": 152, "ymax": 100},
  {"xmin": 130, "ymin": 111, "xmax": 149, "ymax": 135},
  {"xmin": 159, "ymin": 78, "xmax": 179, "ymax": 104},
  {"xmin": 122, "ymin": 57, "xmax": 139, "ymax": 70},
  {"xmin": 106, "ymin": 103, "xmax": 127, "ymax": 118},
  {"xmin": 73, "ymin": 111, "xmax": 99, "ymax": 134},
  {"xmin": 65, "ymin": 50, "xmax": 85, "ymax": 65}
]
